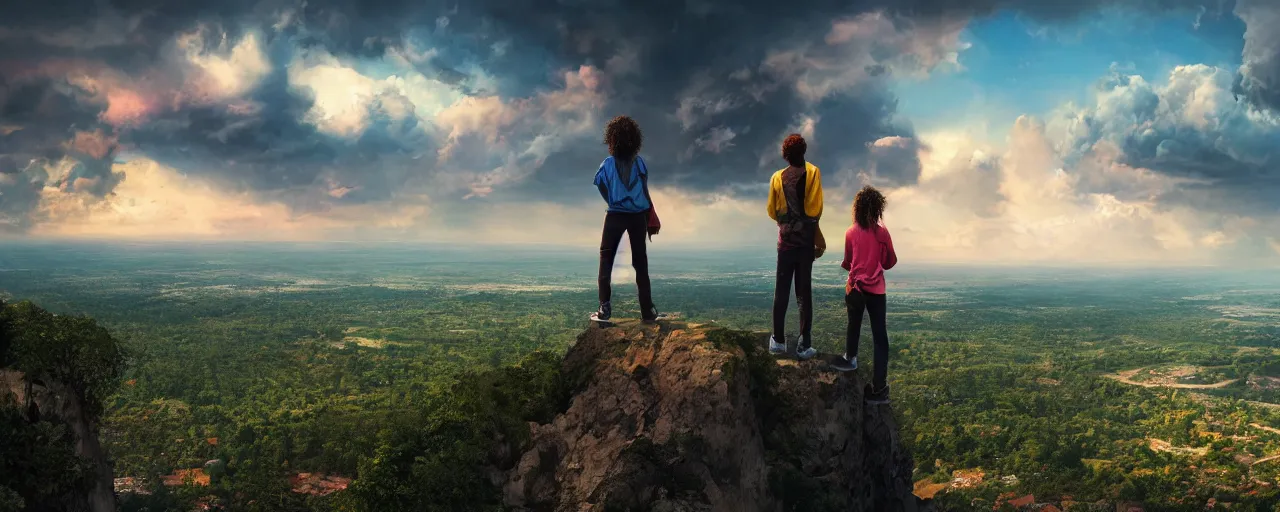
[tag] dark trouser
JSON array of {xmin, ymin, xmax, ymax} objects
[
  {"xmin": 846, "ymin": 290, "xmax": 889, "ymax": 390},
  {"xmin": 772, "ymin": 247, "xmax": 814, "ymax": 348},
  {"xmin": 598, "ymin": 211, "xmax": 653, "ymax": 311}
]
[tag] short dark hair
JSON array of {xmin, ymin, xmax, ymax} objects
[
  {"xmin": 781, "ymin": 134, "xmax": 806, "ymax": 167},
  {"xmin": 604, "ymin": 115, "xmax": 643, "ymax": 160},
  {"xmin": 853, "ymin": 185, "xmax": 887, "ymax": 230}
]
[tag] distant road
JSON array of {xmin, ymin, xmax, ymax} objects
[
  {"xmin": 1252, "ymin": 453, "xmax": 1280, "ymax": 466},
  {"xmin": 1104, "ymin": 372, "xmax": 1239, "ymax": 389},
  {"xmin": 1251, "ymin": 423, "xmax": 1280, "ymax": 436}
]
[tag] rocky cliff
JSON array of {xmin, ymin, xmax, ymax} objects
[
  {"xmin": 1, "ymin": 370, "xmax": 116, "ymax": 512},
  {"xmin": 503, "ymin": 320, "xmax": 927, "ymax": 512}
]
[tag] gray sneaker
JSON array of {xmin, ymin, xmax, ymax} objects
[
  {"xmin": 589, "ymin": 301, "xmax": 612, "ymax": 323},
  {"xmin": 768, "ymin": 335, "xmax": 786, "ymax": 355},
  {"xmin": 795, "ymin": 335, "xmax": 817, "ymax": 360}
]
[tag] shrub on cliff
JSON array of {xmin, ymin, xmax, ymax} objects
[{"xmin": 336, "ymin": 350, "xmax": 567, "ymax": 511}]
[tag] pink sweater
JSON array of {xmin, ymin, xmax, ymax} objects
[{"xmin": 840, "ymin": 224, "xmax": 897, "ymax": 295}]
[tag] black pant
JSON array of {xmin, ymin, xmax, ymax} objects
[
  {"xmin": 846, "ymin": 291, "xmax": 889, "ymax": 390},
  {"xmin": 598, "ymin": 211, "xmax": 653, "ymax": 311},
  {"xmin": 772, "ymin": 247, "xmax": 814, "ymax": 348}
]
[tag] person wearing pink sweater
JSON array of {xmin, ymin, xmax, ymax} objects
[{"xmin": 833, "ymin": 186, "xmax": 897, "ymax": 405}]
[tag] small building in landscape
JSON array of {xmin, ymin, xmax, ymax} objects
[{"xmin": 290, "ymin": 473, "xmax": 352, "ymax": 496}]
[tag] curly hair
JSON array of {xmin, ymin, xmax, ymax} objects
[
  {"xmin": 604, "ymin": 115, "xmax": 643, "ymax": 160},
  {"xmin": 853, "ymin": 185, "xmax": 886, "ymax": 230},
  {"xmin": 781, "ymin": 133, "xmax": 807, "ymax": 167}
]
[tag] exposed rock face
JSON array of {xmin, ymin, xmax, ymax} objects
[
  {"xmin": 1, "ymin": 370, "xmax": 116, "ymax": 512},
  {"xmin": 504, "ymin": 321, "xmax": 925, "ymax": 512}
]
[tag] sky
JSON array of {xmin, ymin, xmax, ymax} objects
[{"xmin": 1, "ymin": 0, "xmax": 1278, "ymax": 266}]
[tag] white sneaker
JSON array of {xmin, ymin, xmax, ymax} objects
[
  {"xmin": 768, "ymin": 335, "xmax": 786, "ymax": 355},
  {"xmin": 795, "ymin": 335, "xmax": 817, "ymax": 360}
]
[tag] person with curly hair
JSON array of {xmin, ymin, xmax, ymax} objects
[
  {"xmin": 766, "ymin": 133, "xmax": 826, "ymax": 360},
  {"xmin": 833, "ymin": 185, "xmax": 897, "ymax": 405},
  {"xmin": 590, "ymin": 115, "xmax": 667, "ymax": 324}
]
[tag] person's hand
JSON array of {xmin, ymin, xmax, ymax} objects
[
  {"xmin": 814, "ymin": 245, "xmax": 825, "ymax": 259},
  {"xmin": 648, "ymin": 226, "xmax": 660, "ymax": 236}
]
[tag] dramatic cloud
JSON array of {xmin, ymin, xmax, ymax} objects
[
  {"xmin": 855, "ymin": 116, "xmax": 1280, "ymax": 266},
  {"xmin": 1233, "ymin": 0, "xmax": 1280, "ymax": 111},
  {"xmin": 1047, "ymin": 63, "xmax": 1280, "ymax": 215},
  {"xmin": 3, "ymin": 0, "xmax": 982, "ymax": 234},
  {"xmin": 844, "ymin": 58, "xmax": 1280, "ymax": 265},
  {"xmin": 1, "ymin": 0, "xmax": 1277, "ymax": 267}
]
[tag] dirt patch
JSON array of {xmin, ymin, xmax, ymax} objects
[
  {"xmin": 1249, "ymin": 423, "xmax": 1280, "ymax": 436},
  {"xmin": 1035, "ymin": 377, "xmax": 1061, "ymax": 386},
  {"xmin": 913, "ymin": 480, "xmax": 948, "ymax": 500},
  {"xmin": 1146, "ymin": 438, "xmax": 1208, "ymax": 457},
  {"xmin": 912, "ymin": 468, "xmax": 986, "ymax": 500},
  {"xmin": 1247, "ymin": 375, "xmax": 1280, "ymax": 391},
  {"xmin": 291, "ymin": 473, "xmax": 351, "ymax": 496},
  {"xmin": 342, "ymin": 336, "xmax": 387, "ymax": 348}
]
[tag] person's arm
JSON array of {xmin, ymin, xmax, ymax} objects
[
  {"xmin": 881, "ymin": 226, "xmax": 898, "ymax": 270},
  {"xmin": 841, "ymin": 229, "xmax": 853, "ymax": 271},
  {"xmin": 594, "ymin": 162, "xmax": 609, "ymax": 202},
  {"xmin": 804, "ymin": 164, "xmax": 824, "ymax": 220},
  {"xmin": 814, "ymin": 224, "xmax": 826, "ymax": 259}
]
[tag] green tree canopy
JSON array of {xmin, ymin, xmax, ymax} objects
[{"xmin": 2, "ymin": 300, "xmax": 126, "ymax": 416}]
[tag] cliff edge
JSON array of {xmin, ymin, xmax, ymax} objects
[{"xmin": 504, "ymin": 320, "xmax": 927, "ymax": 512}]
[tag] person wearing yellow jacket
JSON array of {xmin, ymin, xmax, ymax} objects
[{"xmin": 766, "ymin": 133, "xmax": 825, "ymax": 360}]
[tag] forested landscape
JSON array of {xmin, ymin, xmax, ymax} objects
[{"xmin": 1, "ymin": 241, "xmax": 1279, "ymax": 510}]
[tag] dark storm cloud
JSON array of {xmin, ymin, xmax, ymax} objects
[
  {"xmin": 1233, "ymin": 0, "xmax": 1280, "ymax": 112},
  {"xmin": 0, "ymin": 76, "xmax": 122, "ymax": 231},
  {"xmin": 0, "ymin": 0, "xmax": 1236, "ymax": 232}
]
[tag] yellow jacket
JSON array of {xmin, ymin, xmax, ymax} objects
[
  {"xmin": 767, "ymin": 162, "xmax": 823, "ymax": 222},
  {"xmin": 767, "ymin": 162, "xmax": 826, "ymax": 256}
]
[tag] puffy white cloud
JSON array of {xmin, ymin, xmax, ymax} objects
[
  {"xmin": 1047, "ymin": 64, "xmax": 1280, "ymax": 204},
  {"xmin": 858, "ymin": 101, "xmax": 1280, "ymax": 266},
  {"xmin": 288, "ymin": 50, "xmax": 388, "ymax": 138},
  {"xmin": 174, "ymin": 27, "xmax": 271, "ymax": 104},
  {"xmin": 434, "ymin": 96, "xmax": 526, "ymax": 160}
]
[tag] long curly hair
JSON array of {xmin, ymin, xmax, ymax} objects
[
  {"xmin": 853, "ymin": 185, "xmax": 886, "ymax": 230},
  {"xmin": 781, "ymin": 133, "xmax": 806, "ymax": 167},
  {"xmin": 604, "ymin": 115, "xmax": 643, "ymax": 160}
]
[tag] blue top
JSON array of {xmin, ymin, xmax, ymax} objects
[{"xmin": 593, "ymin": 155, "xmax": 651, "ymax": 213}]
